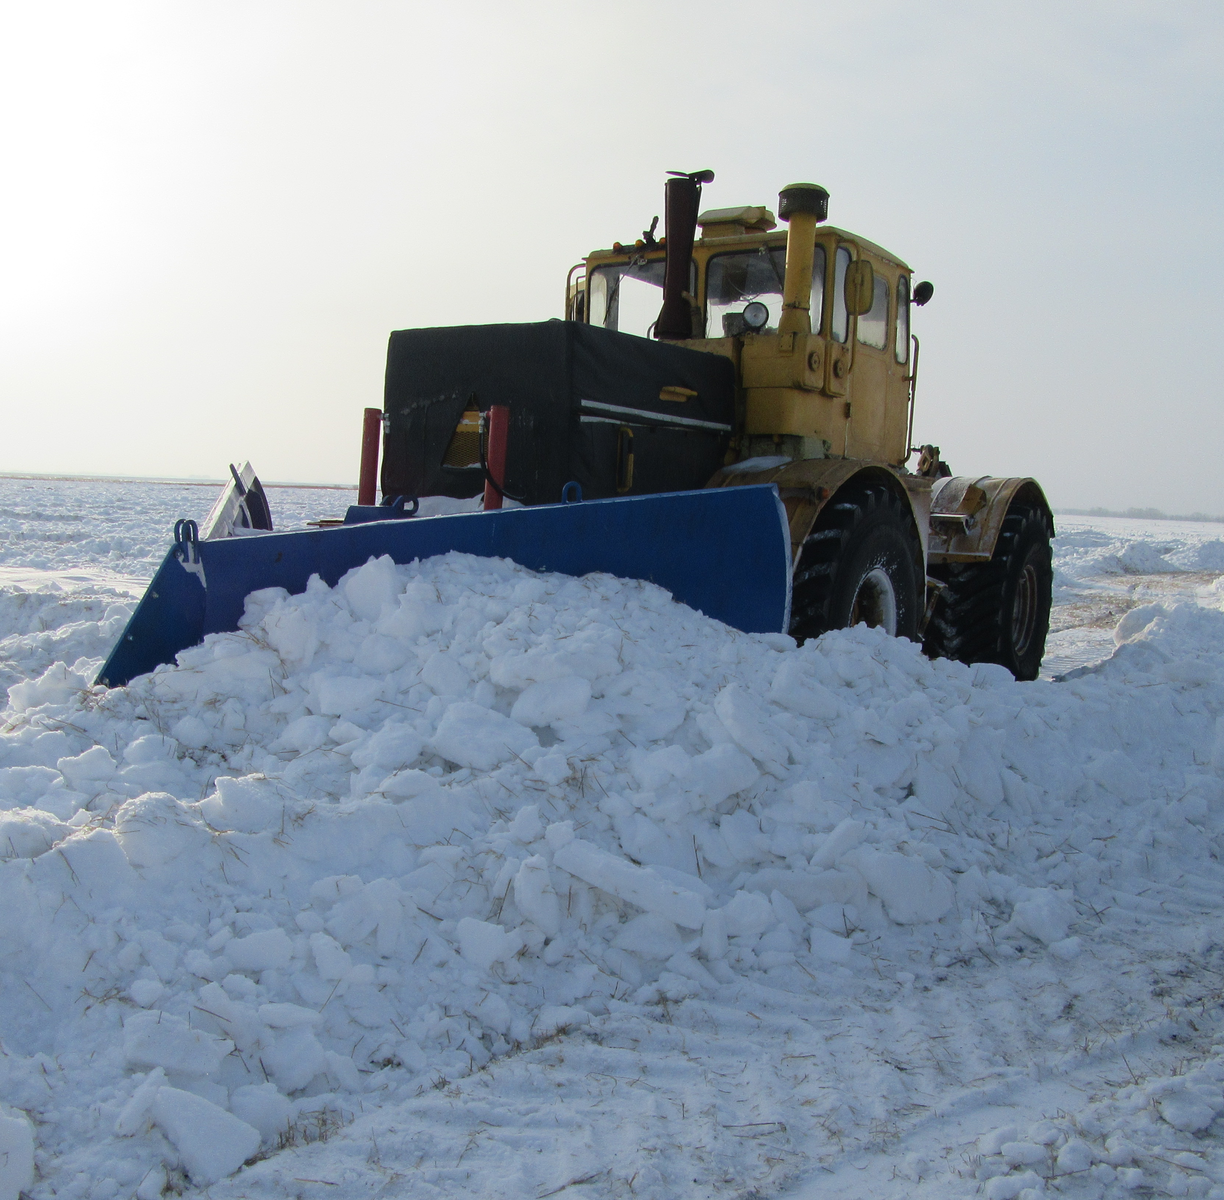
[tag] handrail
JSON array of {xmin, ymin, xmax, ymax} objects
[{"xmin": 564, "ymin": 262, "xmax": 586, "ymax": 320}]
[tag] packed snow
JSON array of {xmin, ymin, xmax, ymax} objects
[{"xmin": 4, "ymin": 477, "xmax": 1224, "ymax": 1200}]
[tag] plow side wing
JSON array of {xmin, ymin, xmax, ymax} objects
[{"xmin": 97, "ymin": 485, "xmax": 792, "ymax": 689}]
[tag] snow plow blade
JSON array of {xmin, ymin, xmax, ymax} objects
[{"xmin": 96, "ymin": 485, "xmax": 792, "ymax": 689}]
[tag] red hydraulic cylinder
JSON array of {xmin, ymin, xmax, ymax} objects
[
  {"xmin": 357, "ymin": 408, "xmax": 381, "ymax": 506},
  {"xmin": 482, "ymin": 405, "xmax": 510, "ymax": 511}
]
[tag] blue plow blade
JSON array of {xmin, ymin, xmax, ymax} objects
[{"xmin": 96, "ymin": 484, "xmax": 793, "ymax": 689}]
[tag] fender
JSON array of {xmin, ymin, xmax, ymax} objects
[
  {"xmin": 708, "ymin": 457, "xmax": 929, "ymax": 568},
  {"xmin": 927, "ymin": 476, "xmax": 1053, "ymax": 563}
]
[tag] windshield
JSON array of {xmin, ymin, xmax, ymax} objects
[
  {"xmin": 588, "ymin": 258, "xmax": 669, "ymax": 338},
  {"xmin": 705, "ymin": 244, "xmax": 826, "ymax": 337}
]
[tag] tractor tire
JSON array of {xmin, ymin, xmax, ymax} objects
[
  {"xmin": 924, "ymin": 500, "xmax": 1052, "ymax": 681},
  {"xmin": 789, "ymin": 483, "xmax": 922, "ymax": 643}
]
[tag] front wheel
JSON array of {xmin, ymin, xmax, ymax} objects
[
  {"xmin": 789, "ymin": 483, "xmax": 922, "ymax": 643},
  {"xmin": 924, "ymin": 500, "xmax": 1053, "ymax": 680}
]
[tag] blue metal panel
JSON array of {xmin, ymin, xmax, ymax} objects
[
  {"xmin": 97, "ymin": 485, "xmax": 792, "ymax": 688},
  {"xmin": 96, "ymin": 545, "xmax": 209, "ymax": 689}
]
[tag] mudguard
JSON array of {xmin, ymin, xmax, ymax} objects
[
  {"xmin": 97, "ymin": 485, "xmax": 793, "ymax": 689},
  {"xmin": 710, "ymin": 457, "xmax": 926, "ymax": 564},
  {"xmin": 927, "ymin": 476, "xmax": 1053, "ymax": 563}
]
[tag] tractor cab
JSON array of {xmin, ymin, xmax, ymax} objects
[{"xmin": 570, "ymin": 194, "xmax": 917, "ymax": 467}]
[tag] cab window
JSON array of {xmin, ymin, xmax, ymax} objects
[
  {"xmin": 832, "ymin": 247, "xmax": 851, "ymax": 343},
  {"xmin": 809, "ymin": 244, "xmax": 826, "ymax": 335},
  {"xmin": 705, "ymin": 246, "xmax": 786, "ymax": 336},
  {"xmin": 588, "ymin": 258, "xmax": 690, "ymax": 339},
  {"xmin": 857, "ymin": 274, "xmax": 889, "ymax": 350},
  {"xmin": 704, "ymin": 245, "xmax": 827, "ymax": 337}
]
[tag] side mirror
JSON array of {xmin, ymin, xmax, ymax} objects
[
  {"xmin": 844, "ymin": 259, "xmax": 874, "ymax": 316},
  {"xmin": 913, "ymin": 280, "xmax": 934, "ymax": 307}
]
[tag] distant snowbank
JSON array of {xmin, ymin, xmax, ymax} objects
[{"xmin": 0, "ymin": 477, "xmax": 356, "ymax": 584}]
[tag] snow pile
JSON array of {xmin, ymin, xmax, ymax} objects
[
  {"xmin": 1062, "ymin": 537, "xmax": 1183, "ymax": 578},
  {"xmin": 1172, "ymin": 539, "xmax": 1224, "ymax": 573},
  {"xmin": 0, "ymin": 587, "xmax": 134, "ymax": 697},
  {"xmin": 1053, "ymin": 517, "xmax": 1224, "ymax": 591},
  {"xmin": 4, "ymin": 532, "xmax": 1224, "ymax": 1194}
]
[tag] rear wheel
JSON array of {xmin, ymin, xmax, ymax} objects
[
  {"xmin": 924, "ymin": 500, "xmax": 1053, "ymax": 681},
  {"xmin": 789, "ymin": 483, "xmax": 921, "ymax": 643}
]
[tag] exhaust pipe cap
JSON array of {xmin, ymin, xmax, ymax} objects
[{"xmin": 778, "ymin": 183, "xmax": 829, "ymax": 223}]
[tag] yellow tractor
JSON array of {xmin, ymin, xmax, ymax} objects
[{"xmin": 100, "ymin": 171, "xmax": 1053, "ymax": 689}]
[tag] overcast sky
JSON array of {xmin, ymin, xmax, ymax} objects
[{"xmin": 1, "ymin": 1, "xmax": 1221, "ymax": 512}]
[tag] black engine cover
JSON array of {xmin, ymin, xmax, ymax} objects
[{"xmin": 380, "ymin": 321, "xmax": 736, "ymax": 506}]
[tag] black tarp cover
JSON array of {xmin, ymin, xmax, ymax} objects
[{"xmin": 380, "ymin": 321, "xmax": 736, "ymax": 506}]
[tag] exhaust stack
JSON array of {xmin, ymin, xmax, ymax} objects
[
  {"xmin": 777, "ymin": 183, "xmax": 829, "ymax": 338},
  {"xmin": 655, "ymin": 169, "xmax": 713, "ymax": 340}
]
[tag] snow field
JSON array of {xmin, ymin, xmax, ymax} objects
[
  {"xmin": 0, "ymin": 478, "xmax": 355, "ymax": 582},
  {"xmin": 3, "ymin": 481, "xmax": 1224, "ymax": 1196}
]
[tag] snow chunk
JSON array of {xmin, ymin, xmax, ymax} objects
[
  {"xmin": 985, "ymin": 1172, "xmax": 1043, "ymax": 1200},
  {"xmin": 128, "ymin": 979, "xmax": 164, "ymax": 1007},
  {"xmin": 553, "ymin": 837, "xmax": 707, "ymax": 929},
  {"xmin": 7, "ymin": 661, "xmax": 88, "ymax": 712},
  {"xmin": 313, "ymin": 674, "xmax": 383, "ymax": 716},
  {"xmin": 229, "ymin": 1083, "xmax": 292, "ymax": 1144},
  {"xmin": 514, "ymin": 856, "xmax": 561, "ymax": 937},
  {"xmin": 489, "ymin": 638, "xmax": 621, "ymax": 688},
  {"xmin": 849, "ymin": 848, "xmax": 954, "ymax": 924},
  {"xmin": 261, "ymin": 1027, "xmax": 328, "ymax": 1092},
  {"xmin": 124, "ymin": 734, "xmax": 178, "ymax": 765},
  {"xmin": 769, "ymin": 659, "xmax": 842, "ymax": 720},
  {"xmin": 510, "ymin": 676, "xmax": 591, "ymax": 728},
  {"xmin": 721, "ymin": 890, "xmax": 775, "ymax": 938},
  {"xmin": 123, "ymin": 1010, "xmax": 230, "ymax": 1076},
  {"xmin": 456, "ymin": 917, "xmax": 523, "ymax": 970},
  {"xmin": 1115, "ymin": 602, "xmax": 1163, "ymax": 644},
  {"xmin": 1056, "ymin": 1139, "xmax": 1095, "ymax": 1172},
  {"xmin": 350, "ymin": 724, "xmax": 424, "ymax": 772},
  {"xmin": 258, "ymin": 1002, "xmax": 323, "ymax": 1028},
  {"xmin": 507, "ymin": 804, "xmax": 545, "ymax": 844},
  {"xmin": 714, "ymin": 684, "xmax": 789, "ymax": 775},
  {"xmin": 56, "ymin": 744, "xmax": 116, "ymax": 791},
  {"xmin": 151, "ymin": 1085, "xmax": 260, "ymax": 1185},
  {"xmin": 1007, "ymin": 888, "xmax": 1075, "ymax": 945},
  {"xmin": 114, "ymin": 792, "xmax": 205, "ymax": 868},
  {"xmin": 0, "ymin": 1108, "xmax": 34, "ymax": 1200},
  {"xmin": 0, "ymin": 808, "xmax": 70, "ymax": 860},
  {"xmin": 226, "ymin": 928, "xmax": 294, "ymax": 972},
  {"xmin": 309, "ymin": 932, "xmax": 352, "ymax": 981},
  {"xmin": 809, "ymin": 926, "xmax": 855, "ymax": 963},
  {"xmin": 432, "ymin": 701, "xmax": 537, "ymax": 770},
  {"xmin": 1158, "ymin": 1091, "xmax": 1221, "ymax": 1132},
  {"xmin": 197, "ymin": 774, "xmax": 281, "ymax": 834},
  {"xmin": 341, "ymin": 555, "xmax": 401, "ymax": 622}
]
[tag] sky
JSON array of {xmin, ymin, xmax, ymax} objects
[{"xmin": 1, "ymin": 1, "xmax": 1221, "ymax": 512}]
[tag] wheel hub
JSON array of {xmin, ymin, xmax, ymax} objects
[
  {"xmin": 1012, "ymin": 560, "xmax": 1039, "ymax": 656},
  {"xmin": 850, "ymin": 567, "xmax": 898, "ymax": 635}
]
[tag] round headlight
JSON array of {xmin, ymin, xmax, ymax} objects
[{"xmin": 743, "ymin": 301, "xmax": 769, "ymax": 331}]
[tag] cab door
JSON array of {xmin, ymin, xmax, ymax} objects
[{"xmin": 845, "ymin": 263, "xmax": 892, "ymax": 460}]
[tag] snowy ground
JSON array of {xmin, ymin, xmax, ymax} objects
[
  {"xmin": 1043, "ymin": 514, "xmax": 1224, "ymax": 681},
  {"xmin": 3, "ymin": 478, "xmax": 1224, "ymax": 1200}
]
